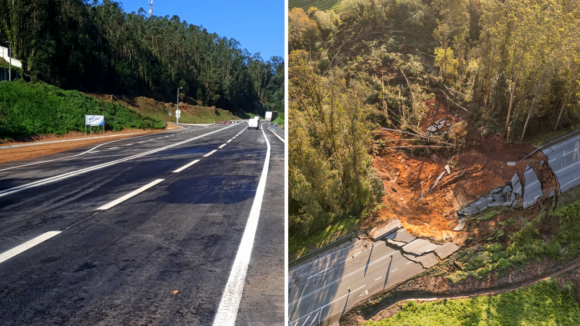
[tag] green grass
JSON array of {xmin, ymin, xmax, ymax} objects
[
  {"xmin": 289, "ymin": 217, "xmax": 358, "ymax": 260},
  {"xmin": 289, "ymin": 0, "xmax": 342, "ymax": 11},
  {"xmin": 243, "ymin": 112, "xmax": 264, "ymax": 120},
  {"xmin": 365, "ymin": 278, "xmax": 580, "ymax": 326},
  {"xmin": 272, "ymin": 114, "xmax": 285, "ymax": 127},
  {"xmin": 104, "ymin": 95, "xmax": 241, "ymax": 125},
  {"xmin": 449, "ymin": 185, "xmax": 580, "ymax": 283},
  {"xmin": 0, "ymin": 80, "xmax": 164, "ymax": 139},
  {"xmin": 521, "ymin": 125, "xmax": 580, "ymax": 148}
]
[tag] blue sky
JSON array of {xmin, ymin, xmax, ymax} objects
[{"xmin": 115, "ymin": 0, "xmax": 284, "ymax": 60}]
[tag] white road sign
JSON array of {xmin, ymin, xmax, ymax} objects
[{"xmin": 85, "ymin": 115, "xmax": 105, "ymax": 126}]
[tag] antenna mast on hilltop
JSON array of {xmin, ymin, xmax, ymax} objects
[{"xmin": 148, "ymin": 0, "xmax": 153, "ymax": 17}]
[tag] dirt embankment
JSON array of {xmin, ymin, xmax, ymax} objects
[
  {"xmin": 0, "ymin": 128, "xmax": 170, "ymax": 164},
  {"xmin": 365, "ymin": 99, "xmax": 553, "ymax": 242},
  {"xmin": 88, "ymin": 93, "xmax": 241, "ymax": 124}
]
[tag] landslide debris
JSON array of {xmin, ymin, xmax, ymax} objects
[{"xmin": 366, "ymin": 99, "xmax": 556, "ymax": 242}]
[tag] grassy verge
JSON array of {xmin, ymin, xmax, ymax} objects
[
  {"xmin": 521, "ymin": 125, "xmax": 580, "ymax": 148},
  {"xmin": 0, "ymin": 80, "xmax": 164, "ymax": 140},
  {"xmin": 272, "ymin": 114, "xmax": 285, "ymax": 127},
  {"xmin": 289, "ymin": 217, "xmax": 358, "ymax": 260},
  {"xmin": 448, "ymin": 185, "xmax": 580, "ymax": 283},
  {"xmin": 289, "ymin": 0, "xmax": 341, "ymax": 11},
  {"xmin": 243, "ymin": 112, "xmax": 263, "ymax": 120},
  {"xmin": 91, "ymin": 94, "xmax": 240, "ymax": 124},
  {"xmin": 365, "ymin": 278, "xmax": 580, "ymax": 325}
]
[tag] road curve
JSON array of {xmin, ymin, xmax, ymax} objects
[{"xmin": 0, "ymin": 122, "xmax": 284, "ymax": 325}]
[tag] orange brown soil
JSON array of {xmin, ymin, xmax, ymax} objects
[
  {"xmin": 365, "ymin": 98, "xmax": 556, "ymax": 241},
  {"xmin": 0, "ymin": 128, "xmax": 168, "ymax": 164}
]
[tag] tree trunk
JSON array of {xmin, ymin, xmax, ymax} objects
[
  {"xmin": 554, "ymin": 72, "xmax": 579, "ymax": 131},
  {"xmin": 521, "ymin": 73, "xmax": 548, "ymax": 141},
  {"xmin": 504, "ymin": 76, "xmax": 519, "ymax": 139}
]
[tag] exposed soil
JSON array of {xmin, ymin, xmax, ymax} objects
[
  {"xmin": 87, "ymin": 93, "xmax": 241, "ymax": 124},
  {"xmin": 365, "ymin": 98, "xmax": 554, "ymax": 242},
  {"xmin": 0, "ymin": 128, "xmax": 169, "ymax": 164}
]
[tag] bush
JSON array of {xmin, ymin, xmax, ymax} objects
[
  {"xmin": 365, "ymin": 279, "xmax": 580, "ymax": 325},
  {"xmin": 0, "ymin": 80, "xmax": 164, "ymax": 138}
]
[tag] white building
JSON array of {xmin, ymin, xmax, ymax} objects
[
  {"xmin": 0, "ymin": 45, "xmax": 21, "ymax": 81},
  {"xmin": 0, "ymin": 45, "xmax": 22, "ymax": 68}
]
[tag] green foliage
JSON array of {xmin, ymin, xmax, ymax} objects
[
  {"xmin": 290, "ymin": 0, "xmax": 343, "ymax": 12},
  {"xmin": 0, "ymin": 0, "xmax": 283, "ymax": 116},
  {"xmin": 289, "ymin": 50, "xmax": 384, "ymax": 239},
  {"xmin": 0, "ymin": 80, "xmax": 164, "ymax": 138},
  {"xmin": 289, "ymin": 217, "xmax": 358, "ymax": 258},
  {"xmin": 365, "ymin": 279, "xmax": 580, "ymax": 325},
  {"xmin": 452, "ymin": 200, "xmax": 580, "ymax": 282},
  {"xmin": 272, "ymin": 114, "xmax": 285, "ymax": 127}
]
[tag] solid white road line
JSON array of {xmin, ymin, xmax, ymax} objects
[
  {"xmin": 309, "ymin": 311, "xmax": 319, "ymax": 325},
  {"xmin": 213, "ymin": 124, "xmax": 271, "ymax": 326},
  {"xmin": 0, "ymin": 132, "xmax": 174, "ymax": 173},
  {"xmin": 290, "ymin": 285, "xmax": 366, "ymax": 325},
  {"xmin": 218, "ymin": 144, "xmax": 226, "ymax": 149},
  {"xmin": 204, "ymin": 150, "xmax": 218, "ymax": 157},
  {"xmin": 97, "ymin": 179, "xmax": 164, "ymax": 210},
  {"xmin": 289, "ymin": 251, "xmax": 395, "ymax": 306},
  {"xmin": 0, "ymin": 125, "xmax": 237, "ymax": 199},
  {"xmin": 267, "ymin": 128, "xmax": 285, "ymax": 143},
  {"xmin": 0, "ymin": 133, "xmax": 143, "ymax": 150},
  {"xmin": 307, "ymin": 267, "xmax": 331, "ymax": 279},
  {"xmin": 0, "ymin": 231, "xmax": 61, "ymax": 265},
  {"xmin": 173, "ymin": 159, "xmax": 200, "ymax": 173}
]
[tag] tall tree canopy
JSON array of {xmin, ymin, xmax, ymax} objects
[
  {"xmin": 0, "ymin": 0, "xmax": 284, "ymax": 115},
  {"xmin": 289, "ymin": 0, "xmax": 580, "ymax": 239}
]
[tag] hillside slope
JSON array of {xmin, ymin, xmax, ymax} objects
[
  {"xmin": 289, "ymin": 0, "xmax": 341, "ymax": 11},
  {"xmin": 88, "ymin": 94, "xmax": 242, "ymax": 124},
  {"xmin": 0, "ymin": 81, "xmax": 164, "ymax": 140}
]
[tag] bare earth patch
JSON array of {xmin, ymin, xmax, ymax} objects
[{"xmin": 0, "ymin": 128, "xmax": 168, "ymax": 164}]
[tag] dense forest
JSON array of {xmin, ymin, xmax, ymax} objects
[
  {"xmin": 289, "ymin": 0, "xmax": 580, "ymax": 241},
  {"xmin": 0, "ymin": 0, "xmax": 284, "ymax": 115}
]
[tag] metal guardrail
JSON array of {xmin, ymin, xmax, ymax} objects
[
  {"xmin": 289, "ymin": 232, "xmax": 356, "ymax": 267},
  {"xmin": 268, "ymin": 123, "xmax": 285, "ymax": 139},
  {"xmin": 516, "ymin": 128, "xmax": 580, "ymax": 165}
]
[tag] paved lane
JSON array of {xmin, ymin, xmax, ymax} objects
[
  {"xmin": 0, "ymin": 122, "xmax": 284, "ymax": 325},
  {"xmin": 288, "ymin": 241, "xmax": 424, "ymax": 326},
  {"xmin": 543, "ymin": 133, "xmax": 580, "ymax": 193}
]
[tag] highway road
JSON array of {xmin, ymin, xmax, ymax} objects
[
  {"xmin": 0, "ymin": 122, "xmax": 284, "ymax": 326},
  {"xmin": 543, "ymin": 133, "xmax": 580, "ymax": 193},
  {"xmin": 288, "ymin": 241, "xmax": 425, "ymax": 326}
]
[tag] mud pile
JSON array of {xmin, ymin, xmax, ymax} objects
[{"xmin": 367, "ymin": 102, "xmax": 556, "ymax": 241}]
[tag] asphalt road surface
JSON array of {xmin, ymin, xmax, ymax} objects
[
  {"xmin": 543, "ymin": 133, "xmax": 580, "ymax": 193},
  {"xmin": 288, "ymin": 241, "xmax": 425, "ymax": 326},
  {"xmin": 0, "ymin": 122, "xmax": 284, "ymax": 326}
]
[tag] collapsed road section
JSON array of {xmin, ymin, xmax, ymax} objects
[
  {"xmin": 543, "ymin": 133, "xmax": 580, "ymax": 193},
  {"xmin": 288, "ymin": 219, "xmax": 459, "ymax": 326}
]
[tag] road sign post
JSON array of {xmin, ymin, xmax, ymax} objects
[
  {"xmin": 85, "ymin": 115, "xmax": 105, "ymax": 137},
  {"xmin": 176, "ymin": 86, "xmax": 183, "ymax": 124}
]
